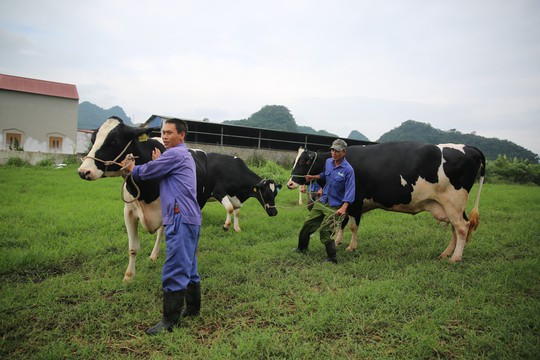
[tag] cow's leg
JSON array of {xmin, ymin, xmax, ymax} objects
[
  {"xmin": 123, "ymin": 206, "xmax": 140, "ymax": 282},
  {"xmin": 449, "ymin": 219, "xmax": 470, "ymax": 263},
  {"xmin": 149, "ymin": 226, "xmax": 164, "ymax": 262},
  {"xmin": 345, "ymin": 217, "xmax": 359, "ymax": 252},
  {"xmin": 233, "ymin": 208, "xmax": 241, "ymax": 232},
  {"xmin": 439, "ymin": 227, "xmax": 457, "ymax": 259},
  {"xmin": 335, "ymin": 215, "xmax": 348, "ymax": 246},
  {"xmin": 298, "ymin": 185, "xmax": 305, "ymax": 205},
  {"xmin": 335, "ymin": 228, "xmax": 344, "ymax": 246},
  {"xmin": 223, "ymin": 210, "xmax": 232, "ymax": 231},
  {"xmin": 434, "ymin": 197, "xmax": 469, "ymax": 262},
  {"xmin": 220, "ymin": 196, "xmax": 235, "ymax": 231}
]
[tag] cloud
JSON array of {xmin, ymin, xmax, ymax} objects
[{"xmin": 1, "ymin": 0, "xmax": 539, "ymax": 155}]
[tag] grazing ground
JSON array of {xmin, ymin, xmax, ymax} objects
[{"xmin": 0, "ymin": 164, "xmax": 539, "ymax": 359}]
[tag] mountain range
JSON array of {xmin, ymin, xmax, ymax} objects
[{"xmin": 78, "ymin": 102, "xmax": 538, "ymax": 162}]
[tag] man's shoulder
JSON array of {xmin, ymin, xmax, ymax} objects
[{"xmin": 343, "ymin": 158, "xmax": 355, "ymax": 172}]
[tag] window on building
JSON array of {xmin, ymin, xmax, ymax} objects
[
  {"xmin": 6, "ymin": 133, "xmax": 23, "ymax": 150},
  {"xmin": 49, "ymin": 136, "xmax": 63, "ymax": 152}
]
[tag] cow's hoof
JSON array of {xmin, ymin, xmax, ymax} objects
[
  {"xmin": 149, "ymin": 254, "xmax": 158, "ymax": 262},
  {"xmin": 123, "ymin": 274, "xmax": 133, "ymax": 282},
  {"xmin": 345, "ymin": 246, "xmax": 356, "ymax": 252},
  {"xmin": 449, "ymin": 256, "xmax": 462, "ymax": 263},
  {"xmin": 234, "ymin": 227, "xmax": 241, "ymax": 232},
  {"xmin": 222, "ymin": 226, "xmax": 229, "ymax": 231}
]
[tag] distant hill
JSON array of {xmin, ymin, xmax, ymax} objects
[
  {"xmin": 223, "ymin": 105, "xmax": 363, "ymax": 139},
  {"xmin": 377, "ymin": 120, "xmax": 538, "ymax": 162},
  {"xmin": 78, "ymin": 101, "xmax": 134, "ymax": 129},
  {"xmin": 348, "ymin": 130, "xmax": 370, "ymax": 141}
]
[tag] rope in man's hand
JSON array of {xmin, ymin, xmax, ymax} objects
[{"xmin": 120, "ymin": 153, "xmax": 136, "ymax": 175}]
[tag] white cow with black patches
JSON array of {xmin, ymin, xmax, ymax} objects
[
  {"xmin": 78, "ymin": 117, "xmax": 208, "ymax": 281},
  {"xmin": 287, "ymin": 141, "xmax": 485, "ymax": 263}
]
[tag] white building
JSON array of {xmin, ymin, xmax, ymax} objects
[{"xmin": 0, "ymin": 74, "xmax": 79, "ymax": 154}]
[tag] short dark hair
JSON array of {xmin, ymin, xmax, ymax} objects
[{"xmin": 165, "ymin": 118, "xmax": 188, "ymax": 136}]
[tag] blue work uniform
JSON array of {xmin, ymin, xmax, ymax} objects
[
  {"xmin": 298, "ymin": 157, "xmax": 355, "ymax": 245},
  {"xmin": 132, "ymin": 143, "xmax": 202, "ymax": 292},
  {"xmin": 319, "ymin": 157, "xmax": 355, "ymax": 207}
]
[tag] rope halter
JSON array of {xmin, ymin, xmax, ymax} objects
[
  {"xmin": 81, "ymin": 140, "xmax": 141, "ymax": 203},
  {"xmin": 289, "ymin": 151, "xmax": 318, "ymax": 182}
]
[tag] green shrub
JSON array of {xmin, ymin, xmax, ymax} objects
[
  {"xmin": 245, "ymin": 151, "xmax": 267, "ymax": 167},
  {"xmin": 256, "ymin": 160, "xmax": 290, "ymax": 183},
  {"xmin": 486, "ymin": 155, "xmax": 540, "ymax": 185},
  {"xmin": 36, "ymin": 158, "xmax": 56, "ymax": 167},
  {"xmin": 5, "ymin": 156, "xmax": 31, "ymax": 167}
]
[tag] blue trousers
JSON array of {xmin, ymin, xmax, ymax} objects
[{"xmin": 162, "ymin": 213, "xmax": 201, "ymax": 292}]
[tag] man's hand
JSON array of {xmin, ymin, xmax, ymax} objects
[
  {"xmin": 152, "ymin": 147, "xmax": 161, "ymax": 160},
  {"xmin": 120, "ymin": 154, "xmax": 135, "ymax": 174},
  {"xmin": 304, "ymin": 174, "xmax": 319, "ymax": 182},
  {"xmin": 335, "ymin": 203, "xmax": 349, "ymax": 217}
]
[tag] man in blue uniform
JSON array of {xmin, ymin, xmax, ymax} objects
[
  {"xmin": 295, "ymin": 139, "xmax": 355, "ymax": 263},
  {"xmin": 123, "ymin": 118, "xmax": 202, "ymax": 335}
]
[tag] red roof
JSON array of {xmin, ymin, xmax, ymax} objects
[{"xmin": 0, "ymin": 74, "xmax": 79, "ymax": 100}]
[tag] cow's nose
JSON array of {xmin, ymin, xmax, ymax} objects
[
  {"xmin": 267, "ymin": 208, "xmax": 278, "ymax": 216},
  {"xmin": 78, "ymin": 170, "xmax": 90, "ymax": 180}
]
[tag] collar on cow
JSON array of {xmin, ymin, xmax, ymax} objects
[
  {"xmin": 255, "ymin": 180, "xmax": 276, "ymax": 209},
  {"xmin": 82, "ymin": 140, "xmax": 141, "ymax": 203},
  {"xmin": 82, "ymin": 140, "xmax": 138, "ymax": 177}
]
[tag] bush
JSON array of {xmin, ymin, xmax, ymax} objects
[
  {"xmin": 245, "ymin": 151, "xmax": 267, "ymax": 167},
  {"xmin": 5, "ymin": 156, "xmax": 31, "ymax": 167},
  {"xmin": 36, "ymin": 158, "xmax": 57, "ymax": 167},
  {"xmin": 486, "ymin": 155, "xmax": 540, "ymax": 185},
  {"xmin": 256, "ymin": 160, "xmax": 290, "ymax": 184}
]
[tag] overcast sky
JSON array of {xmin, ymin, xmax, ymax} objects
[{"xmin": 1, "ymin": 0, "xmax": 539, "ymax": 155}]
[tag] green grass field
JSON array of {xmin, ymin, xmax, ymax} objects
[{"xmin": 0, "ymin": 165, "xmax": 539, "ymax": 359}]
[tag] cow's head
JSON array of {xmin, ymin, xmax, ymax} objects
[
  {"xmin": 77, "ymin": 117, "xmax": 157, "ymax": 180},
  {"xmin": 253, "ymin": 179, "xmax": 281, "ymax": 216},
  {"xmin": 287, "ymin": 148, "xmax": 318, "ymax": 189}
]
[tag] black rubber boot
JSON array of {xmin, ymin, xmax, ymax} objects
[
  {"xmin": 294, "ymin": 235, "xmax": 310, "ymax": 254},
  {"xmin": 146, "ymin": 290, "xmax": 185, "ymax": 335},
  {"xmin": 325, "ymin": 241, "xmax": 338, "ymax": 264},
  {"xmin": 181, "ymin": 282, "xmax": 201, "ymax": 318}
]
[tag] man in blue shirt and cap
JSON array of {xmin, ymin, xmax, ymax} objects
[{"xmin": 295, "ymin": 139, "xmax": 356, "ymax": 263}]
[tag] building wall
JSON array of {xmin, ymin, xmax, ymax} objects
[
  {"xmin": 0, "ymin": 89, "xmax": 78, "ymax": 154},
  {"xmin": 185, "ymin": 142, "xmax": 297, "ymax": 166}
]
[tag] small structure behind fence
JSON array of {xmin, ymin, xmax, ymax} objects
[{"xmin": 145, "ymin": 115, "xmax": 375, "ymax": 153}]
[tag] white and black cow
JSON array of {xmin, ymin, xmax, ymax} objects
[
  {"xmin": 204, "ymin": 153, "xmax": 281, "ymax": 232},
  {"xmin": 287, "ymin": 141, "xmax": 486, "ymax": 263},
  {"xmin": 77, "ymin": 117, "xmax": 207, "ymax": 281}
]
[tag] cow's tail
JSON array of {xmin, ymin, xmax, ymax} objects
[{"xmin": 466, "ymin": 147, "xmax": 486, "ymax": 242}]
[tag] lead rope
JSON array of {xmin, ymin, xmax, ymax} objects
[
  {"xmin": 81, "ymin": 140, "xmax": 141, "ymax": 203},
  {"xmin": 320, "ymin": 203, "xmax": 346, "ymax": 240},
  {"xmin": 120, "ymin": 154, "xmax": 141, "ymax": 204}
]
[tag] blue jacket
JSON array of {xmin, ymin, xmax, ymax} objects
[
  {"xmin": 132, "ymin": 143, "xmax": 202, "ymax": 226},
  {"xmin": 319, "ymin": 157, "xmax": 356, "ymax": 207}
]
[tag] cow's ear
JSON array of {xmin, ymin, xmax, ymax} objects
[{"xmin": 128, "ymin": 126, "xmax": 156, "ymax": 139}]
